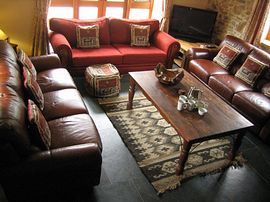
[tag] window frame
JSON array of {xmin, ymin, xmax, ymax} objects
[{"xmin": 50, "ymin": 0, "xmax": 154, "ymax": 19}]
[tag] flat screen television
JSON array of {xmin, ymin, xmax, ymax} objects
[{"xmin": 169, "ymin": 5, "xmax": 218, "ymax": 42}]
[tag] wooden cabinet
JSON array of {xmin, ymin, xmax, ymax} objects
[{"xmin": 174, "ymin": 39, "xmax": 217, "ymax": 67}]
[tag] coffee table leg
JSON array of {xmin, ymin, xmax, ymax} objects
[
  {"xmin": 228, "ymin": 131, "xmax": 245, "ymax": 161},
  {"xmin": 176, "ymin": 139, "xmax": 192, "ymax": 176},
  {"xmin": 127, "ymin": 77, "xmax": 135, "ymax": 110}
]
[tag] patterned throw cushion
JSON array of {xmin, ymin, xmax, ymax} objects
[
  {"xmin": 235, "ymin": 55, "xmax": 266, "ymax": 87},
  {"xmin": 17, "ymin": 48, "xmax": 37, "ymax": 80},
  {"xmin": 130, "ymin": 24, "xmax": 150, "ymax": 47},
  {"xmin": 23, "ymin": 67, "xmax": 44, "ymax": 110},
  {"xmin": 262, "ymin": 83, "xmax": 270, "ymax": 98},
  {"xmin": 213, "ymin": 44, "xmax": 240, "ymax": 69},
  {"xmin": 28, "ymin": 99, "xmax": 51, "ymax": 150},
  {"xmin": 76, "ymin": 24, "xmax": 100, "ymax": 48}
]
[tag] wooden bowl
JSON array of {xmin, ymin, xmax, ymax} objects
[{"xmin": 154, "ymin": 63, "xmax": 184, "ymax": 85}]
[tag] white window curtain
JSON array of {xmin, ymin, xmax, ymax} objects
[
  {"xmin": 32, "ymin": 0, "xmax": 51, "ymax": 56},
  {"xmin": 159, "ymin": 0, "xmax": 172, "ymax": 33}
]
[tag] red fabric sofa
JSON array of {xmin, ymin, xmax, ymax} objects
[{"xmin": 49, "ymin": 17, "xmax": 180, "ymax": 76}]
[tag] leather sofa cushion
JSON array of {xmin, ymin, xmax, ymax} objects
[
  {"xmin": 37, "ymin": 68, "xmax": 76, "ymax": 93},
  {"xmin": 72, "ymin": 45, "xmax": 123, "ymax": 67},
  {"xmin": 43, "ymin": 89, "xmax": 88, "ymax": 121},
  {"xmin": 109, "ymin": 18, "xmax": 159, "ymax": 44},
  {"xmin": 232, "ymin": 91, "xmax": 270, "ymax": 124},
  {"xmin": 48, "ymin": 114, "xmax": 102, "ymax": 150},
  {"xmin": 189, "ymin": 59, "xmax": 229, "ymax": 83},
  {"xmin": 208, "ymin": 74, "xmax": 252, "ymax": 102},
  {"xmin": 113, "ymin": 44, "xmax": 166, "ymax": 64},
  {"xmin": 50, "ymin": 17, "xmax": 110, "ymax": 47},
  {"xmin": 248, "ymin": 48, "xmax": 270, "ymax": 90}
]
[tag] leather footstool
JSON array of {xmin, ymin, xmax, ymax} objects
[{"xmin": 85, "ymin": 63, "xmax": 120, "ymax": 97}]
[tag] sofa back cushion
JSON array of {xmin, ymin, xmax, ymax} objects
[
  {"xmin": 109, "ymin": 18, "xmax": 159, "ymax": 44},
  {"xmin": 0, "ymin": 41, "xmax": 31, "ymax": 156},
  {"xmin": 50, "ymin": 17, "xmax": 110, "ymax": 47},
  {"xmin": 247, "ymin": 47, "xmax": 270, "ymax": 91}
]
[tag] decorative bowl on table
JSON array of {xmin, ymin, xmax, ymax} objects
[{"xmin": 154, "ymin": 63, "xmax": 184, "ymax": 85}]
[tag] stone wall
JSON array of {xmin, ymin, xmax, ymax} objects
[{"xmin": 209, "ymin": 0, "xmax": 258, "ymax": 43}]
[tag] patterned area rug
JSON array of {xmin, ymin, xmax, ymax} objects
[{"xmin": 98, "ymin": 95, "xmax": 245, "ymax": 194}]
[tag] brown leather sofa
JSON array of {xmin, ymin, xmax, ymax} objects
[
  {"xmin": 0, "ymin": 40, "xmax": 102, "ymax": 200},
  {"xmin": 183, "ymin": 35, "xmax": 270, "ymax": 143}
]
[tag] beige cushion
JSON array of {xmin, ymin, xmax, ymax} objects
[
  {"xmin": 23, "ymin": 67, "xmax": 44, "ymax": 110},
  {"xmin": 17, "ymin": 48, "xmax": 37, "ymax": 80},
  {"xmin": 235, "ymin": 55, "xmax": 266, "ymax": 87},
  {"xmin": 213, "ymin": 44, "xmax": 240, "ymax": 69},
  {"xmin": 130, "ymin": 24, "xmax": 150, "ymax": 47},
  {"xmin": 76, "ymin": 25, "xmax": 100, "ymax": 48}
]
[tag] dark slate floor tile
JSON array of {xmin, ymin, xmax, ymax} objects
[
  {"xmin": 92, "ymin": 181, "xmax": 143, "ymax": 202},
  {"xmin": 242, "ymin": 147, "xmax": 270, "ymax": 184},
  {"xmin": 216, "ymin": 165, "xmax": 270, "ymax": 202}
]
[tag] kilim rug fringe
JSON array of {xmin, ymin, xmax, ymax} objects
[{"xmin": 98, "ymin": 95, "xmax": 246, "ymax": 194}]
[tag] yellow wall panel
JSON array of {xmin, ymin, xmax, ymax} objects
[{"xmin": 0, "ymin": 0, "xmax": 35, "ymax": 55}]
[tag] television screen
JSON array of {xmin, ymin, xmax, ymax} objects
[{"xmin": 169, "ymin": 5, "xmax": 218, "ymax": 42}]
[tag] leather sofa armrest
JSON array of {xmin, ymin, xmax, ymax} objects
[
  {"xmin": 183, "ymin": 47, "xmax": 220, "ymax": 71},
  {"xmin": 1, "ymin": 143, "xmax": 102, "ymax": 178},
  {"xmin": 50, "ymin": 143, "xmax": 102, "ymax": 168},
  {"xmin": 153, "ymin": 31, "xmax": 180, "ymax": 68},
  {"xmin": 49, "ymin": 32, "xmax": 73, "ymax": 68},
  {"xmin": 30, "ymin": 54, "xmax": 62, "ymax": 72}
]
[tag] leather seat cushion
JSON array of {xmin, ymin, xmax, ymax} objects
[
  {"xmin": 189, "ymin": 59, "xmax": 229, "ymax": 83},
  {"xmin": 72, "ymin": 45, "xmax": 123, "ymax": 67},
  {"xmin": 37, "ymin": 68, "xmax": 76, "ymax": 93},
  {"xmin": 232, "ymin": 91, "xmax": 270, "ymax": 124},
  {"xmin": 208, "ymin": 74, "xmax": 253, "ymax": 102},
  {"xmin": 48, "ymin": 114, "xmax": 102, "ymax": 149},
  {"xmin": 43, "ymin": 89, "xmax": 88, "ymax": 120},
  {"xmin": 113, "ymin": 44, "xmax": 166, "ymax": 64}
]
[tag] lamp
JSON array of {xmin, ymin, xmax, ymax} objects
[{"xmin": 0, "ymin": 29, "xmax": 9, "ymax": 41}]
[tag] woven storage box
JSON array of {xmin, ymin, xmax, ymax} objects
[{"xmin": 85, "ymin": 63, "xmax": 120, "ymax": 97}]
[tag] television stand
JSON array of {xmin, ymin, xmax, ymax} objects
[{"xmin": 174, "ymin": 39, "xmax": 218, "ymax": 67}]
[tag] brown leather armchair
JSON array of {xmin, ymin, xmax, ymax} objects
[
  {"xmin": 0, "ymin": 40, "xmax": 102, "ymax": 200},
  {"xmin": 183, "ymin": 35, "xmax": 270, "ymax": 143}
]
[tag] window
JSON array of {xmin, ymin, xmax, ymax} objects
[
  {"xmin": 49, "ymin": 0, "xmax": 156, "ymax": 20},
  {"xmin": 260, "ymin": 11, "xmax": 270, "ymax": 47}
]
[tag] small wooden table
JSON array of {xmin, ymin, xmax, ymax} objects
[{"xmin": 127, "ymin": 70, "xmax": 253, "ymax": 175}]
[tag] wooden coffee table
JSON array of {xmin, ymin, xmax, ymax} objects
[{"xmin": 127, "ymin": 70, "xmax": 253, "ymax": 175}]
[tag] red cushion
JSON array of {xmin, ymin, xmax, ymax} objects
[
  {"xmin": 113, "ymin": 44, "xmax": 166, "ymax": 64},
  {"xmin": 28, "ymin": 99, "xmax": 51, "ymax": 150},
  {"xmin": 72, "ymin": 45, "xmax": 123, "ymax": 67},
  {"xmin": 109, "ymin": 18, "xmax": 159, "ymax": 44},
  {"xmin": 50, "ymin": 17, "xmax": 110, "ymax": 47}
]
